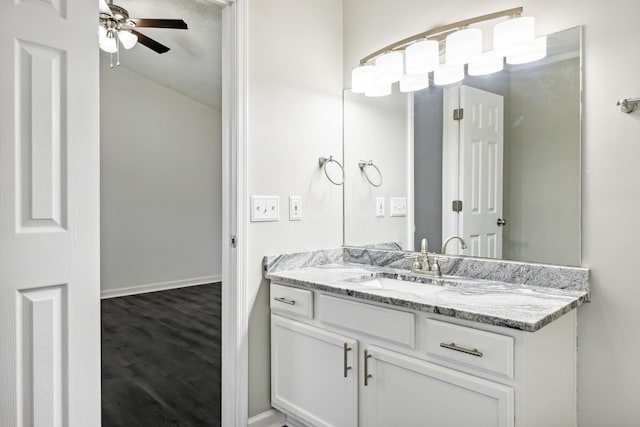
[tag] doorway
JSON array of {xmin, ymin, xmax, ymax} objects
[{"xmin": 99, "ymin": 0, "xmax": 225, "ymax": 424}]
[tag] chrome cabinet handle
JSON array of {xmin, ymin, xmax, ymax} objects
[
  {"xmin": 343, "ymin": 343, "xmax": 352, "ymax": 378},
  {"xmin": 440, "ymin": 342, "xmax": 483, "ymax": 358},
  {"xmin": 364, "ymin": 350, "xmax": 373, "ymax": 386},
  {"xmin": 273, "ymin": 296, "xmax": 295, "ymax": 305}
]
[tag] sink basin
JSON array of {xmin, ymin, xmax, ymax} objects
[{"xmin": 355, "ymin": 276, "xmax": 443, "ymax": 297}]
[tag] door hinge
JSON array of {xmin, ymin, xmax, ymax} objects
[
  {"xmin": 453, "ymin": 108, "xmax": 464, "ymax": 121},
  {"xmin": 452, "ymin": 200, "xmax": 463, "ymax": 213},
  {"xmin": 231, "ymin": 235, "xmax": 237, "ymax": 248}
]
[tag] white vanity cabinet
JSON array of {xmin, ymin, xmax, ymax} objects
[
  {"xmin": 362, "ymin": 346, "xmax": 514, "ymax": 427},
  {"xmin": 271, "ymin": 315, "xmax": 358, "ymax": 427},
  {"xmin": 270, "ymin": 282, "xmax": 577, "ymax": 427}
]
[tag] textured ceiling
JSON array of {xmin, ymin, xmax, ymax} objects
[{"xmin": 101, "ymin": 0, "xmax": 223, "ymax": 110}]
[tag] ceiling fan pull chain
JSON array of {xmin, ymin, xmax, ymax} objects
[
  {"xmin": 109, "ymin": 52, "xmax": 114, "ymax": 68},
  {"xmin": 116, "ymin": 38, "xmax": 120, "ymax": 66}
]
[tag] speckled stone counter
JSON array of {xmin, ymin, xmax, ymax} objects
[{"xmin": 264, "ymin": 248, "xmax": 590, "ymax": 332}]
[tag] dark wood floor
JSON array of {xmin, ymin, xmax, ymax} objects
[{"xmin": 101, "ymin": 283, "xmax": 222, "ymax": 427}]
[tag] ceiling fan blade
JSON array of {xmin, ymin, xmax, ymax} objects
[
  {"xmin": 99, "ymin": 0, "xmax": 112, "ymax": 16},
  {"xmin": 130, "ymin": 18, "xmax": 188, "ymax": 30},
  {"xmin": 131, "ymin": 30, "xmax": 170, "ymax": 54}
]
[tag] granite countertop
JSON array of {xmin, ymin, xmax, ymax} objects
[{"xmin": 265, "ymin": 262, "xmax": 590, "ymax": 332}]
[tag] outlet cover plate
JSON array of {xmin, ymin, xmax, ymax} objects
[
  {"xmin": 251, "ymin": 196, "xmax": 280, "ymax": 222},
  {"xmin": 390, "ymin": 197, "xmax": 407, "ymax": 217}
]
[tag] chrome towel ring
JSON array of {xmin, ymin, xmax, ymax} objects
[
  {"xmin": 358, "ymin": 160, "xmax": 382, "ymax": 187},
  {"xmin": 319, "ymin": 156, "xmax": 345, "ymax": 185}
]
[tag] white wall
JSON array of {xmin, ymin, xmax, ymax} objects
[
  {"xmin": 100, "ymin": 60, "xmax": 222, "ymax": 296},
  {"xmin": 343, "ymin": 90, "xmax": 410, "ymax": 248},
  {"xmin": 344, "ymin": 1, "xmax": 640, "ymax": 425},
  {"xmin": 247, "ymin": 0, "xmax": 344, "ymax": 416}
]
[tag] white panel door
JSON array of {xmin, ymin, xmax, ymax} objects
[
  {"xmin": 271, "ymin": 314, "xmax": 358, "ymax": 427},
  {"xmin": 459, "ymin": 86, "xmax": 504, "ymax": 258},
  {"xmin": 361, "ymin": 346, "xmax": 514, "ymax": 427},
  {"xmin": 0, "ymin": 0, "xmax": 100, "ymax": 426}
]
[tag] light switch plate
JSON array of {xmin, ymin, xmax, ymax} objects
[
  {"xmin": 390, "ymin": 197, "xmax": 407, "ymax": 217},
  {"xmin": 251, "ymin": 196, "xmax": 279, "ymax": 222},
  {"xmin": 376, "ymin": 197, "xmax": 385, "ymax": 217},
  {"xmin": 289, "ymin": 196, "xmax": 302, "ymax": 221}
]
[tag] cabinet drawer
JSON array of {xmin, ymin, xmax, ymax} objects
[
  {"xmin": 425, "ymin": 319, "xmax": 514, "ymax": 379},
  {"xmin": 270, "ymin": 283, "xmax": 313, "ymax": 319},
  {"xmin": 317, "ymin": 294, "xmax": 415, "ymax": 348}
]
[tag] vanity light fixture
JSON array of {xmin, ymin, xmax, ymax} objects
[
  {"xmin": 506, "ymin": 36, "xmax": 547, "ymax": 65},
  {"xmin": 400, "ymin": 74, "xmax": 430, "ymax": 92},
  {"xmin": 433, "ymin": 63, "xmax": 464, "ymax": 86},
  {"xmin": 445, "ymin": 28, "xmax": 482, "ymax": 65},
  {"xmin": 351, "ymin": 7, "xmax": 546, "ymax": 97},
  {"xmin": 468, "ymin": 51, "xmax": 504, "ymax": 76},
  {"xmin": 493, "ymin": 16, "xmax": 535, "ymax": 57},
  {"xmin": 405, "ymin": 40, "xmax": 439, "ymax": 74},
  {"xmin": 375, "ymin": 51, "xmax": 404, "ymax": 84}
]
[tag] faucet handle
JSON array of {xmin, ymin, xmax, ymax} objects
[{"xmin": 404, "ymin": 253, "xmax": 422, "ymax": 271}]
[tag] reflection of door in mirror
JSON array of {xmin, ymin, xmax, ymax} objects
[{"xmin": 442, "ymin": 86, "xmax": 505, "ymax": 258}]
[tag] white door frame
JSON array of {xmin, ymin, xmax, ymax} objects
[{"xmin": 221, "ymin": 0, "xmax": 249, "ymax": 425}]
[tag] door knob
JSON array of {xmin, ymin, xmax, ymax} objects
[{"xmin": 497, "ymin": 218, "xmax": 507, "ymax": 226}]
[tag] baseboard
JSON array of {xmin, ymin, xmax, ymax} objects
[
  {"xmin": 100, "ymin": 275, "xmax": 221, "ymax": 299},
  {"xmin": 248, "ymin": 409, "xmax": 305, "ymax": 427}
]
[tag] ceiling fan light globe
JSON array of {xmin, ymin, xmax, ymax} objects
[
  {"xmin": 98, "ymin": 24, "xmax": 107, "ymax": 41},
  {"xmin": 99, "ymin": 34, "xmax": 118, "ymax": 53},
  {"xmin": 118, "ymin": 30, "xmax": 138, "ymax": 49},
  {"xmin": 98, "ymin": 0, "xmax": 113, "ymax": 16}
]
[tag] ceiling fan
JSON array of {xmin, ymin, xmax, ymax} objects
[{"xmin": 99, "ymin": 0, "xmax": 188, "ymax": 65}]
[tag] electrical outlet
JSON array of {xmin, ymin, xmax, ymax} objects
[
  {"xmin": 289, "ymin": 196, "xmax": 302, "ymax": 221},
  {"xmin": 251, "ymin": 196, "xmax": 279, "ymax": 222},
  {"xmin": 376, "ymin": 197, "xmax": 385, "ymax": 217},
  {"xmin": 390, "ymin": 197, "xmax": 407, "ymax": 217}
]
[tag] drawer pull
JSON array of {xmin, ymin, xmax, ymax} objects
[
  {"xmin": 273, "ymin": 296, "xmax": 296, "ymax": 305},
  {"xmin": 440, "ymin": 342, "xmax": 483, "ymax": 358},
  {"xmin": 343, "ymin": 343, "xmax": 352, "ymax": 378},
  {"xmin": 364, "ymin": 350, "xmax": 373, "ymax": 386}
]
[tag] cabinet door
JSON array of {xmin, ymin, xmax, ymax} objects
[
  {"xmin": 362, "ymin": 346, "xmax": 513, "ymax": 427},
  {"xmin": 271, "ymin": 314, "xmax": 358, "ymax": 427}
]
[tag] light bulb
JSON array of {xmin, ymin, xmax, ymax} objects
[
  {"xmin": 405, "ymin": 40, "xmax": 439, "ymax": 74},
  {"xmin": 375, "ymin": 51, "xmax": 404, "ymax": 84},
  {"xmin": 493, "ymin": 16, "xmax": 535, "ymax": 57},
  {"xmin": 399, "ymin": 74, "xmax": 429, "ymax": 92},
  {"xmin": 433, "ymin": 63, "xmax": 464, "ymax": 86},
  {"xmin": 351, "ymin": 65, "xmax": 376, "ymax": 94},
  {"xmin": 468, "ymin": 51, "xmax": 504, "ymax": 76},
  {"xmin": 118, "ymin": 30, "xmax": 138, "ymax": 49},
  {"xmin": 446, "ymin": 28, "xmax": 482, "ymax": 65},
  {"xmin": 506, "ymin": 36, "xmax": 547, "ymax": 64}
]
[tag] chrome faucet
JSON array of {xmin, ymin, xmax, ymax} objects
[
  {"xmin": 410, "ymin": 238, "xmax": 441, "ymax": 276},
  {"xmin": 441, "ymin": 236, "xmax": 468, "ymax": 255}
]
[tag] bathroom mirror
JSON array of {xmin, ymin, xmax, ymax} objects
[{"xmin": 343, "ymin": 26, "xmax": 582, "ymax": 266}]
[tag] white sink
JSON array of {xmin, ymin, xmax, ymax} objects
[{"xmin": 355, "ymin": 276, "xmax": 443, "ymax": 297}]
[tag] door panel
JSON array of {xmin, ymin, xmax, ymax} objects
[{"xmin": 0, "ymin": 0, "xmax": 100, "ymax": 425}]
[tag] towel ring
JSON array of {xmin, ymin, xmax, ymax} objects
[
  {"xmin": 319, "ymin": 156, "xmax": 344, "ymax": 186},
  {"xmin": 358, "ymin": 160, "xmax": 382, "ymax": 187}
]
